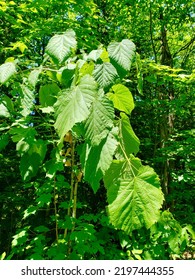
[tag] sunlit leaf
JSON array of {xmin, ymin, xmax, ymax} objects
[
  {"xmin": 54, "ymin": 74, "xmax": 97, "ymax": 141},
  {"xmin": 46, "ymin": 29, "xmax": 77, "ymax": 64},
  {"xmin": 108, "ymin": 84, "xmax": 134, "ymax": 115},
  {"xmin": 108, "ymin": 39, "xmax": 135, "ymax": 71},
  {"xmin": 93, "ymin": 62, "xmax": 118, "ymax": 89},
  {"xmin": 105, "ymin": 157, "xmax": 164, "ymax": 234},
  {"xmin": 0, "ymin": 62, "xmax": 16, "ymax": 83},
  {"xmin": 84, "ymin": 92, "xmax": 114, "ymax": 145}
]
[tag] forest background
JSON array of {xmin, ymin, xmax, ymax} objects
[{"xmin": 0, "ymin": 0, "xmax": 194, "ymax": 260}]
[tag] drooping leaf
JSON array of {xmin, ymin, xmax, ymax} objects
[
  {"xmin": 0, "ymin": 62, "xmax": 16, "ymax": 83},
  {"xmin": 80, "ymin": 127, "xmax": 118, "ymax": 192},
  {"xmin": 20, "ymin": 85, "xmax": 35, "ymax": 117},
  {"xmin": 28, "ymin": 66, "xmax": 42, "ymax": 88},
  {"xmin": 105, "ymin": 157, "xmax": 164, "ymax": 234},
  {"xmin": 93, "ymin": 62, "xmax": 118, "ymax": 89},
  {"xmin": 39, "ymin": 83, "xmax": 59, "ymax": 107},
  {"xmin": 118, "ymin": 113, "xmax": 140, "ymax": 156},
  {"xmin": 108, "ymin": 84, "xmax": 134, "ymax": 115},
  {"xmin": 46, "ymin": 29, "xmax": 77, "ymax": 64},
  {"xmin": 84, "ymin": 92, "xmax": 114, "ymax": 145},
  {"xmin": 108, "ymin": 39, "xmax": 135, "ymax": 72},
  {"xmin": 54, "ymin": 74, "xmax": 97, "ymax": 141}
]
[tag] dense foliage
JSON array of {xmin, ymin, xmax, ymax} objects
[{"xmin": 0, "ymin": 0, "xmax": 194, "ymax": 260}]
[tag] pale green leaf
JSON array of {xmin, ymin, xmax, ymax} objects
[
  {"xmin": 20, "ymin": 85, "xmax": 35, "ymax": 117},
  {"xmin": 93, "ymin": 62, "xmax": 118, "ymax": 89},
  {"xmin": 54, "ymin": 74, "xmax": 97, "ymax": 141},
  {"xmin": 108, "ymin": 84, "xmax": 134, "ymax": 115},
  {"xmin": 0, "ymin": 252, "xmax": 6, "ymax": 260},
  {"xmin": 46, "ymin": 29, "xmax": 77, "ymax": 64},
  {"xmin": 28, "ymin": 66, "xmax": 42, "ymax": 87},
  {"xmin": 84, "ymin": 93, "xmax": 114, "ymax": 145},
  {"xmin": 108, "ymin": 39, "xmax": 135, "ymax": 71},
  {"xmin": 88, "ymin": 49, "xmax": 103, "ymax": 61},
  {"xmin": 105, "ymin": 157, "xmax": 164, "ymax": 234},
  {"xmin": 0, "ymin": 62, "xmax": 16, "ymax": 83},
  {"xmin": 0, "ymin": 104, "xmax": 10, "ymax": 118}
]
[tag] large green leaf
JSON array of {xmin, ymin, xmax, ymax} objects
[
  {"xmin": 118, "ymin": 113, "xmax": 140, "ymax": 156},
  {"xmin": 54, "ymin": 74, "xmax": 97, "ymax": 141},
  {"xmin": 0, "ymin": 62, "xmax": 16, "ymax": 83},
  {"xmin": 20, "ymin": 139, "xmax": 47, "ymax": 181},
  {"xmin": 108, "ymin": 39, "xmax": 135, "ymax": 71},
  {"xmin": 105, "ymin": 157, "xmax": 164, "ymax": 234},
  {"xmin": 108, "ymin": 84, "xmax": 134, "ymax": 115},
  {"xmin": 80, "ymin": 127, "xmax": 118, "ymax": 192},
  {"xmin": 84, "ymin": 92, "xmax": 114, "ymax": 145},
  {"xmin": 46, "ymin": 29, "xmax": 77, "ymax": 64},
  {"xmin": 93, "ymin": 62, "xmax": 118, "ymax": 89}
]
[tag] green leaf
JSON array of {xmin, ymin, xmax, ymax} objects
[
  {"xmin": 20, "ymin": 152, "xmax": 41, "ymax": 181},
  {"xmin": 36, "ymin": 193, "xmax": 52, "ymax": 207},
  {"xmin": 93, "ymin": 62, "xmax": 118, "ymax": 89},
  {"xmin": 108, "ymin": 84, "xmax": 134, "ymax": 115},
  {"xmin": 79, "ymin": 61, "xmax": 94, "ymax": 78},
  {"xmin": 105, "ymin": 157, "xmax": 164, "ymax": 234},
  {"xmin": 28, "ymin": 66, "xmax": 42, "ymax": 88},
  {"xmin": 118, "ymin": 113, "xmax": 140, "ymax": 156},
  {"xmin": 87, "ymin": 49, "xmax": 103, "ymax": 61},
  {"xmin": 20, "ymin": 85, "xmax": 35, "ymax": 117},
  {"xmin": 0, "ymin": 95, "xmax": 14, "ymax": 118},
  {"xmin": 80, "ymin": 127, "xmax": 118, "ymax": 192},
  {"xmin": 0, "ymin": 252, "xmax": 6, "ymax": 260},
  {"xmin": 9, "ymin": 126, "xmax": 37, "ymax": 143},
  {"xmin": 54, "ymin": 74, "xmax": 97, "ymax": 141},
  {"xmin": 22, "ymin": 206, "xmax": 37, "ymax": 219},
  {"xmin": 12, "ymin": 229, "xmax": 28, "ymax": 246},
  {"xmin": 84, "ymin": 92, "xmax": 114, "ymax": 145},
  {"xmin": 108, "ymin": 39, "xmax": 135, "ymax": 71},
  {"xmin": 0, "ymin": 104, "xmax": 10, "ymax": 118},
  {"xmin": 46, "ymin": 29, "xmax": 77, "ymax": 64},
  {"xmin": 0, "ymin": 133, "xmax": 9, "ymax": 151},
  {"xmin": 39, "ymin": 83, "xmax": 59, "ymax": 107},
  {"xmin": 57, "ymin": 64, "xmax": 76, "ymax": 87},
  {"xmin": 20, "ymin": 140, "xmax": 47, "ymax": 181},
  {"xmin": 0, "ymin": 62, "xmax": 16, "ymax": 83}
]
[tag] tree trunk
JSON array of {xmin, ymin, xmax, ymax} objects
[{"xmin": 159, "ymin": 10, "xmax": 175, "ymax": 202}]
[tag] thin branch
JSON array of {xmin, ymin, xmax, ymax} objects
[{"xmin": 173, "ymin": 36, "xmax": 195, "ymax": 58}]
